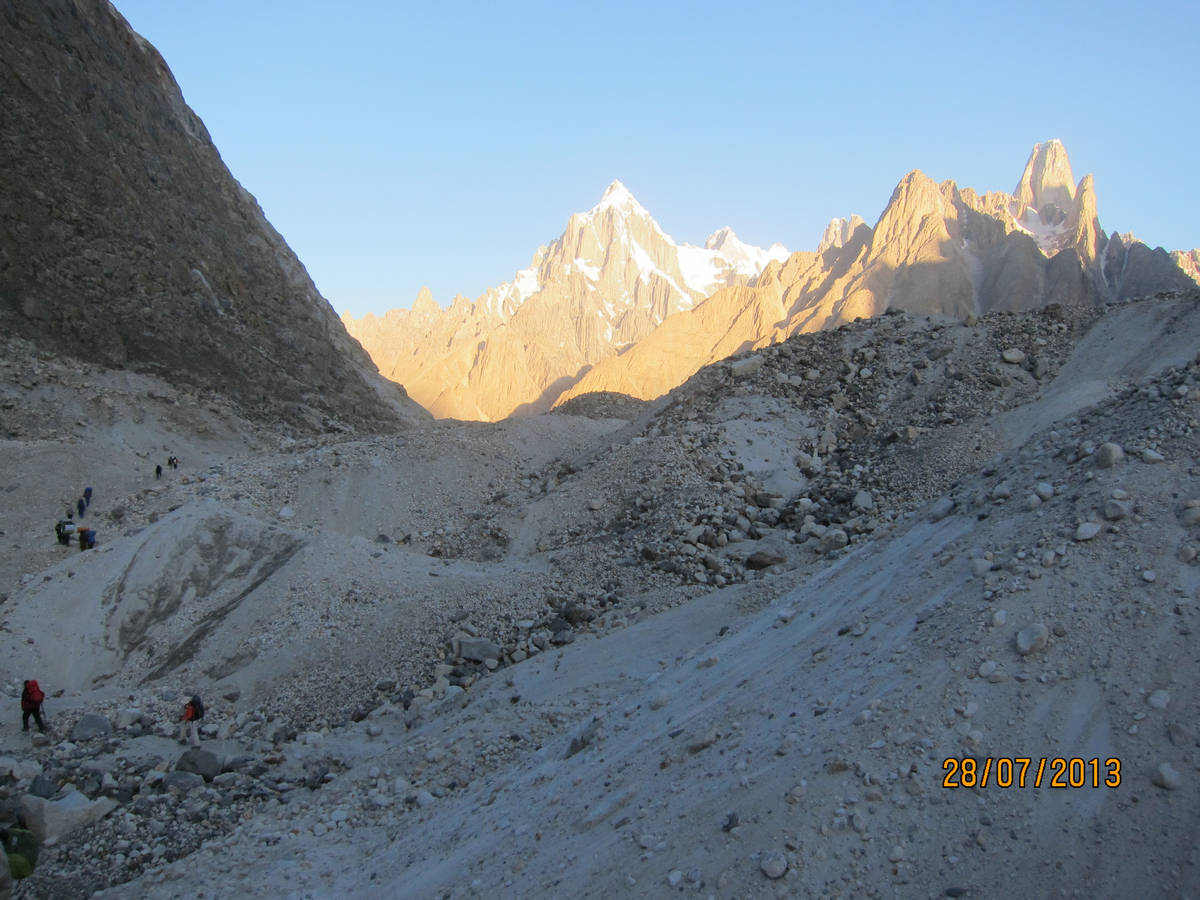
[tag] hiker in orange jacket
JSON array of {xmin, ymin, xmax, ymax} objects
[{"xmin": 177, "ymin": 695, "xmax": 203, "ymax": 747}]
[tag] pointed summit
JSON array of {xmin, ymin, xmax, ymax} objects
[
  {"xmin": 704, "ymin": 226, "xmax": 741, "ymax": 252},
  {"xmin": 1014, "ymin": 140, "xmax": 1075, "ymax": 214},
  {"xmin": 592, "ymin": 179, "xmax": 647, "ymax": 216},
  {"xmin": 411, "ymin": 286, "xmax": 440, "ymax": 317}
]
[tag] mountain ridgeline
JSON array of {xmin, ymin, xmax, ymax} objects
[
  {"xmin": 0, "ymin": 0, "xmax": 427, "ymax": 432},
  {"xmin": 347, "ymin": 141, "xmax": 1199, "ymax": 421},
  {"xmin": 345, "ymin": 182, "xmax": 788, "ymax": 421}
]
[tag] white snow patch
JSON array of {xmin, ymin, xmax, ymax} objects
[
  {"xmin": 514, "ymin": 266, "xmax": 540, "ymax": 301},
  {"xmin": 678, "ymin": 245, "xmax": 725, "ymax": 295},
  {"xmin": 573, "ymin": 258, "xmax": 600, "ymax": 281}
]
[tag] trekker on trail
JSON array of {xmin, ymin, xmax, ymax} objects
[
  {"xmin": 77, "ymin": 528, "xmax": 96, "ymax": 550},
  {"xmin": 83, "ymin": 486, "xmax": 93, "ymax": 506},
  {"xmin": 155, "ymin": 464, "xmax": 162, "ymax": 479},
  {"xmin": 76, "ymin": 497, "xmax": 85, "ymax": 518},
  {"xmin": 59, "ymin": 515, "xmax": 76, "ymax": 546},
  {"xmin": 178, "ymin": 695, "xmax": 204, "ymax": 747},
  {"xmin": 20, "ymin": 680, "xmax": 46, "ymax": 733}
]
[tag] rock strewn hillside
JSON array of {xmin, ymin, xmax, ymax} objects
[
  {"xmin": 0, "ymin": 0, "xmax": 426, "ymax": 432},
  {"xmin": 2, "ymin": 293, "xmax": 1196, "ymax": 898}
]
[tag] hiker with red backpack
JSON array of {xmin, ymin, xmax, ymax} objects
[
  {"xmin": 20, "ymin": 680, "xmax": 46, "ymax": 733},
  {"xmin": 178, "ymin": 695, "xmax": 204, "ymax": 747}
]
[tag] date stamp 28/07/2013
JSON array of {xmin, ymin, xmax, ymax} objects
[{"xmin": 942, "ymin": 757, "xmax": 1121, "ymax": 789}]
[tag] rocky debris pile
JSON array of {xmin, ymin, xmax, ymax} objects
[
  {"xmin": 0, "ymin": 703, "xmax": 351, "ymax": 897},
  {"xmin": 519, "ymin": 302, "xmax": 1108, "ymax": 595},
  {"xmin": 551, "ymin": 391, "xmax": 649, "ymax": 420}
]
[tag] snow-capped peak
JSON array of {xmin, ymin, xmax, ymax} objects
[
  {"xmin": 592, "ymin": 180, "xmax": 648, "ymax": 217},
  {"xmin": 704, "ymin": 226, "xmax": 742, "ymax": 253}
]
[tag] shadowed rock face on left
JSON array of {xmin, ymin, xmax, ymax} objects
[{"xmin": 0, "ymin": 0, "xmax": 426, "ymax": 433}]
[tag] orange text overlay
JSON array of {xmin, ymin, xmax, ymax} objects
[{"xmin": 942, "ymin": 757, "xmax": 1121, "ymax": 789}]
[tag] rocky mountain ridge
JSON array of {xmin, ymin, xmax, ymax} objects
[
  {"xmin": 556, "ymin": 141, "xmax": 1199, "ymax": 407},
  {"xmin": 0, "ymin": 0, "xmax": 426, "ymax": 433},
  {"xmin": 343, "ymin": 181, "xmax": 788, "ymax": 420}
]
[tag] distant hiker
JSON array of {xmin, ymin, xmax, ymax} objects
[
  {"xmin": 20, "ymin": 680, "xmax": 45, "ymax": 733},
  {"xmin": 155, "ymin": 464, "xmax": 162, "ymax": 479},
  {"xmin": 178, "ymin": 695, "xmax": 204, "ymax": 747},
  {"xmin": 78, "ymin": 528, "xmax": 96, "ymax": 551},
  {"xmin": 54, "ymin": 520, "xmax": 68, "ymax": 545},
  {"xmin": 2, "ymin": 816, "xmax": 38, "ymax": 880},
  {"xmin": 60, "ymin": 515, "xmax": 76, "ymax": 545},
  {"xmin": 76, "ymin": 497, "xmax": 85, "ymax": 518},
  {"xmin": 83, "ymin": 486, "xmax": 93, "ymax": 506}
]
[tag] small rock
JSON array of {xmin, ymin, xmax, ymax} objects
[
  {"xmin": 731, "ymin": 355, "xmax": 765, "ymax": 377},
  {"xmin": 1147, "ymin": 690, "xmax": 1170, "ymax": 710},
  {"xmin": 929, "ymin": 497, "xmax": 955, "ymax": 522},
  {"xmin": 414, "ymin": 790, "xmax": 436, "ymax": 808},
  {"xmin": 1034, "ymin": 482, "xmax": 1055, "ymax": 501},
  {"xmin": 746, "ymin": 550, "xmax": 786, "ymax": 570},
  {"xmin": 277, "ymin": 506, "xmax": 296, "ymax": 520},
  {"xmin": 852, "ymin": 490, "xmax": 873, "ymax": 511},
  {"xmin": 1152, "ymin": 762, "xmax": 1182, "ymax": 790},
  {"xmin": 1075, "ymin": 522, "xmax": 1102, "ymax": 541},
  {"xmin": 760, "ymin": 850, "xmax": 788, "ymax": 879},
  {"xmin": 1103, "ymin": 499, "xmax": 1132, "ymax": 521},
  {"xmin": 1142, "ymin": 570, "xmax": 1156, "ymax": 583},
  {"xmin": 1015, "ymin": 623, "xmax": 1049, "ymax": 656},
  {"xmin": 667, "ymin": 870, "xmax": 683, "ymax": 887},
  {"xmin": 1142, "ymin": 448, "xmax": 1165, "ymax": 464},
  {"xmin": 1001, "ymin": 348, "xmax": 1026, "ymax": 364},
  {"xmin": 991, "ymin": 610, "xmax": 1007, "ymax": 627},
  {"xmin": 1095, "ymin": 443, "xmax": 1125, "ymax": 467},
  {"xmin": 819, "ymin": 529, "xmax": 848, "ymax": 555}
]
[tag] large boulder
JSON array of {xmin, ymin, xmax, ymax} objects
[
  {"xmin": 70, "ymin": 713, "xmax": 112, "ymax": 741},
  {"xmin": 20, "ymin": 788, "xmax": 116, "ymax": 845},
  {"xmin": 456, "ymin": 636, "xmax": 502, "ymax": 663},
  {"xmin": 162, "ymin": 771, "xmax": 205, "ymax": 795},
  {"xmin": 27, "ymin": 774, "xmax": 57, "ymax": 800},
  {"xmin": 0, "ymin": 757, "xmax": 40, "ymax": 784},
  {"xmin": 175, "ymin": 749, "xmax": 220, "ymax": 783}
]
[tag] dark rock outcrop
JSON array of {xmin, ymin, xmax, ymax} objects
[{"xmin": 0, "ymin": 0, "xmax": 427, "ymax": 432}]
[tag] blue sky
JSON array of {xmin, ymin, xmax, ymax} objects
[{"xmin": 112, "ymin": 0, "xmax": 1199, "ymax": 320}]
